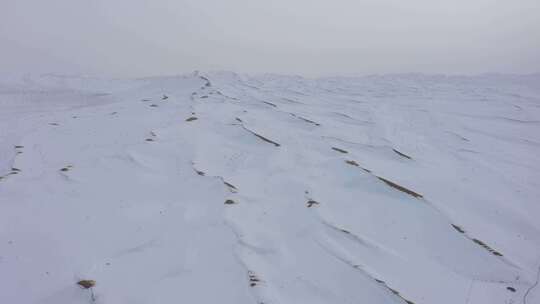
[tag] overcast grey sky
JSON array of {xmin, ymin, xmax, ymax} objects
[{"xmin": 1, "ymin": 0, "xmax": 539, "ymax": 77}]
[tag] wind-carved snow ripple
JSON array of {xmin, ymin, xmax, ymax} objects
[{"xmin": 186, "ymin": 74, "xmax": 536, "ymax": 304}]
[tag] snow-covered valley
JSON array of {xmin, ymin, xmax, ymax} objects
[{"xmin": 1, "ymin": 72, "xmax": 539, "ymax": 304}]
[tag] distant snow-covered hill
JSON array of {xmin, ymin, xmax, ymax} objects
[{"xmin": 1, "ymin": 72, "xmax": 539, "ymax": 304}]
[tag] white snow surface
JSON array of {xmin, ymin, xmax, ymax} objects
[{"xmin": 1, "ymin": 72, "xmax": 540, "ymax": 304}]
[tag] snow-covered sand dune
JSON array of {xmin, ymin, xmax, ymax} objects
[{"xmin": 1, "ymin": 72, "xmax": 539, "ymax": 304}]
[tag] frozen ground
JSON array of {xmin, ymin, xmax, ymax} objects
[{"xmin": 1, "ymin": 72, "xmax": 539, "ymax": 304}]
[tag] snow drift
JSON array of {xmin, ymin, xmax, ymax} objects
[{"xmin": 1, "ymin": 72, "xmax": 539, "ymax": 304}]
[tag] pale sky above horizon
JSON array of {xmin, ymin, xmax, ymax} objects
[{"xmin": 1, "ymin": 0, "xmax": 539, "ymax": 77}]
